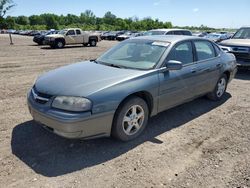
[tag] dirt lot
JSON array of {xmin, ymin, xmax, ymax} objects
[{"xmin": 0, "ymin": 34, "xmax": 249, "ymax": 188}]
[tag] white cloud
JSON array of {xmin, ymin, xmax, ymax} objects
[
  {"xmin": 193, "ymin": 8, "xmax": 199, "ymax": 12},
  {"xmin": 153, "ymin": 0, "xmax": 171, "ymax": 6},
  {"xmin": 154, "ymin": 2, "xmax": 160, "ymax": 6}
]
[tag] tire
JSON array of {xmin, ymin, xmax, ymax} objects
[
  {"xmin": 56, "ymin": 40, "xmax": 64, "ymax": 48},
  {"xmin": 50, "ymin": 44, "xmax": 55, "ymax": 49},
  {"xmin": 112, "ymin": 96, "xmax": 149, "ymax": 141},
  {"xmin": 42, "ymin": 40, "xmax": 46, "ymax": 45},
  {"xmin": 89, "ymin": 39, "xmax": 97, "ymax": 47},
  {"xmin": 207, "ymin": 74, "xmax": 228, "ymax": 101}
]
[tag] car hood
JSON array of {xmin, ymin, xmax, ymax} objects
[
  {"xmin": 46, "ymin": 34, "xmax": 64, "ymax": 38},
  {"xmin": 220, "ymin": 39, "xmax": 250, "ymax": 47},
  {"xmin": 35, "ymin": 61, "xmax": 147, "ymax": 97}
]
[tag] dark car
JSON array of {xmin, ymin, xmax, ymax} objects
[
  {"xmin": 33, "ymin": 30, "xmax": 58, "ymax": 45},
  {"xmin": 28, "ymin": 35, "xmax": 237, "ymax": 141},
  {"xmin": 219, "ymin": 27, "xmax": 250, "ymax": 68},
  {"xmin": 104, "ymin": 31, "xmax": 125, "ymax": 40}
]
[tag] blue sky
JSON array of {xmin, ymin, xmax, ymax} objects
[{"xmin": 8, "ymin": 0, "xmax": 250, "ymax": 28}]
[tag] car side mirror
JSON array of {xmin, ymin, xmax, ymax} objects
[{"xmin": 165, "ymin": 60, "xmax": 183, "ymax": 70}]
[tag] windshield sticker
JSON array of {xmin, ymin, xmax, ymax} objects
[{"xmin": 152, "ymin": 42, "xmax": 169, "ymax": 47}]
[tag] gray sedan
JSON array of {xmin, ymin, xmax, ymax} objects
[{"xmin": 27, "ymin": 35, "xmax": 237, "ymax": 141}]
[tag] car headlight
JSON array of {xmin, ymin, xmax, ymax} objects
[
  {"xmin": 219, "ymin": 45, "xmax": 232, "ymax": 52},
  {"xmin": 52, "ymin": 96, "xmax": 92, "ymax": 112}
]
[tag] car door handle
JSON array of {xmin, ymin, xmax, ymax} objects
[
  {"xmin": 191, "ymin": 68, "xmax": 197, "ymax": 73},
  {"xmin": 203, "ymin": 68, "xmax": 211, "ymax": 72},
  {"xmin": 216, "ymin": 63, "xmax": 222, "ymax": 68}
]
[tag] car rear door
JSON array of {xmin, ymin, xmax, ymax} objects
[
  {"xmin": 75, "ymin": 29, "xmax": 83, "ymax": 44},
  {"xmin": 192, "ymin": 40, "xmax": 221, "ymax": 96},
  {"xmin": 158, "ymin": 41, "xmax": 200, "ymax": 112},
  {"xmin": 65, "ymin": 30, "xmax": 76, "ymax": 44}
]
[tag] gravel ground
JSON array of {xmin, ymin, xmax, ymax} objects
[{"xmin": 0, "ymin": 34, "xmax": 249, "ymax": 188}]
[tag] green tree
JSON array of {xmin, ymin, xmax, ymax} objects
[
  {"xmin": 5, "ymin": 15, "xmax": 14, "ymax": 28},
  {"xmin": 0, "ymin": 0, "xmax": 15, "ymax": 18},
  {"xmin": 103, "ymin": 11, "xmax": 116, "ymax": 25},
  {"xmin": 16, "ymin": 15, "xmax": 29, "ymax": 25},
  {"xmin": 80, "ymin": 10, "xmax": 96, "ymax": 25},
  {"xmin": 29, "ymin": 15, "xmax": 44, "ymax": 25}
]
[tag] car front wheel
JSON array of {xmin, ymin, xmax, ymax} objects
[
  {"xmin": 207, "ymin": 74, "xmax": 228, "ymax": 101},
  {"xmin": 112, "ymin": 97, "xmax": 149, "ymax": 141},
  {"xmin": 56, "ymin": 40, "xmax": 64, "ymax": 48}
]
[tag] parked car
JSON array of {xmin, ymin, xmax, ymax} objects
[
  {"xmin": 101, "ymin": 31, "xmax": 111, "ymax": 40},
  {"xmin": 107, "ymin": 31, "xmax": 125, "ymax": 40},
  {"xmin": 205, "ymin": 33, "xmax": 228, "ymax": 43},
  {"xmin": 44, "ymin": 28, "xmax": 101, "ymax": 48},
  {"xmin": 33, "ymin": 30, "xmax": 59, "ymax": 45},
  {"xmin": 143, "ymin": 29, "xmax": 192, "ymax": 36},
  {"xmin": 27, "ymin": 35, "xmax": 237, "ymax": 141},
  {"xmin": 116, "ymin": 31, "xmax": 142, "ymax": 41},
  {"xmin": 219, "ymin": 27, "xmax": 250, "ymax": 68},
  {"xmin": 192, "ymin": 32, "xmax": 208, "ymax": 37}
]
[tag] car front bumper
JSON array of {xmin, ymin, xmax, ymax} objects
[{"xmin": 27, "ymin": 92, "xmax": 114, "ymax": 139}]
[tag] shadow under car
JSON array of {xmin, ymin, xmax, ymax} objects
[{"xmin": 11, "ymin": 93, "xmax": 231, "ymax": 177}]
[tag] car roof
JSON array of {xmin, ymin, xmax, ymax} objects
[
  {"xmin": 149, "ymin": 28, "xmax": 191, "ymax": 32},
  {"xmin": 130, "ymin": 35, "xmax": 202, "ymax": 43}
]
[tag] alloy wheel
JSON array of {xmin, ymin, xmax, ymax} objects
[{"xmin": 122, "ymin": 105, "xmax": 145, "ymax": 136}]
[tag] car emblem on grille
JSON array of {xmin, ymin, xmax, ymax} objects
[{"xmin": 31, "ymin": 88, "xmax": 49, "ymax": 102}]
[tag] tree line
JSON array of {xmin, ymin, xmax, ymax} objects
[
  {"xmin": 0, "ymin": 1, "xmax": 220, "ymax": 32},
  {"xmin": 0, "ymin": 10, "xmax": 174, "ymax": 31}
]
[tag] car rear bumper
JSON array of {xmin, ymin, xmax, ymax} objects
[{"xmin": 27, "ymin": 94, "xmax": 114, "ymax": 139}]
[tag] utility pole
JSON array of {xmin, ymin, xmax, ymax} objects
[{"xmin": 9, "ymin": 33, "xmax": 14, "ymax": 45}]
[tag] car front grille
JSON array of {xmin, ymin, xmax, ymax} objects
[
  {"xmin": 231, "ymin": 52, "xmax": 250, "ymax": 61},
  {"xmin": 32, "ymin": 86, "xmax": 53, "ymax": 104}
]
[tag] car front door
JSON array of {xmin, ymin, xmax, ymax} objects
[
  {"xmin": 75, "ymin": 29, "xmax": 83, "ymax": 44},
  {"xmin": 65, "ymin": 30, "xmax": 76, "ymax": 44},
  {"xmin": 158, "ymin": 41, "xmax": 200, "ymax": 112},
  {"xmin": 192, "ymin": 40, "xmax": 221, "ymax": 96}
]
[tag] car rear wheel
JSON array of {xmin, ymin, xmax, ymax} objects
[
  {"xmin": 89, "ymin": 39, "xmax": 97, "ymax": 47},
  {"xmin": 112, "ymin": 97, "xmax": 149, "ymax": 141},
  {"xmin": 207, "ymin": 74, "xmax": 228, "ymax": 101}
]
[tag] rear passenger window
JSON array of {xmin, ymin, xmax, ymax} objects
[
  {"xmin": 167, "ymin": 31, "xmax": 175, "ymax": 35},
  {"xmin": 182, "ymin": 31, "xmax": 192, "ymax": 36},
  {"xmin": 167, "ymin": 42, "xmax": 194, "ymax": 64},
  {"xmin": 76, "ymin": 30, "xmax": 81, "ymax": 35},
  {"xmin": 174, "ymin": 31, "xmax": 183, "ymax": 35},
  {"xmin": 194, "ymin": 41, "xmax": 216, "ymax": 61},
  {"xmin": 67, "ymin": 30, "xmax": 75, "ymax": 35}
]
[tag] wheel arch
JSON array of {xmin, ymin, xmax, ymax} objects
[
  {"xmin": 89, "ymin": 36, "xmax": 98, "ymax": 42},
  {"xmin": 115, "ymin": 91, "xmax": 154, "ymax": 117},
  {"xmin": 223, "ymin": 70, "xmax": 230, "ymax": 81},
  {"xmin": 55, "ymin": 37, "xmax": 65, "ymax": 44}
]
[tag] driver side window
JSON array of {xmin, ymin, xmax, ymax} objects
[
  {"xmin": 67, "ymin": 30, "xmax": 75, "ymax": 36},
  {"xmin": 167, "ymin": 42, "xmax": 194, "ymax": 65}
]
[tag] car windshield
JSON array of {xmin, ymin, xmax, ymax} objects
[
  {"xmin": 144, "ymin": 31, "xmax": 166, "ymax": 36},
  {"xmin": 58, "ymin": 30, "xmax": 67, "ymax": 35},
  {"xmin": 97, "ymin": 39, "xmax": 169, "ymax": 70},
  {"xmin": 233, "ymin": 28, "xmax": 250, "ymax": 39}
]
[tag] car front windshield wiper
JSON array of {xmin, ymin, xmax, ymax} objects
[
  {"xmin": 91, "ymin": 59, "xmax": 125, "ymax": 69},
  {"xmin": 90, "ymin": 59, "xmax": 99, "ymax": 64},
  {"xmin": 102, "ymin": 62, "xmax": 125, "ymax": 69}
]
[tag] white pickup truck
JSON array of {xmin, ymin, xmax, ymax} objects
[{"xmin": 45, "ymin": 28, "xmax": 101, "ymax": 48}]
